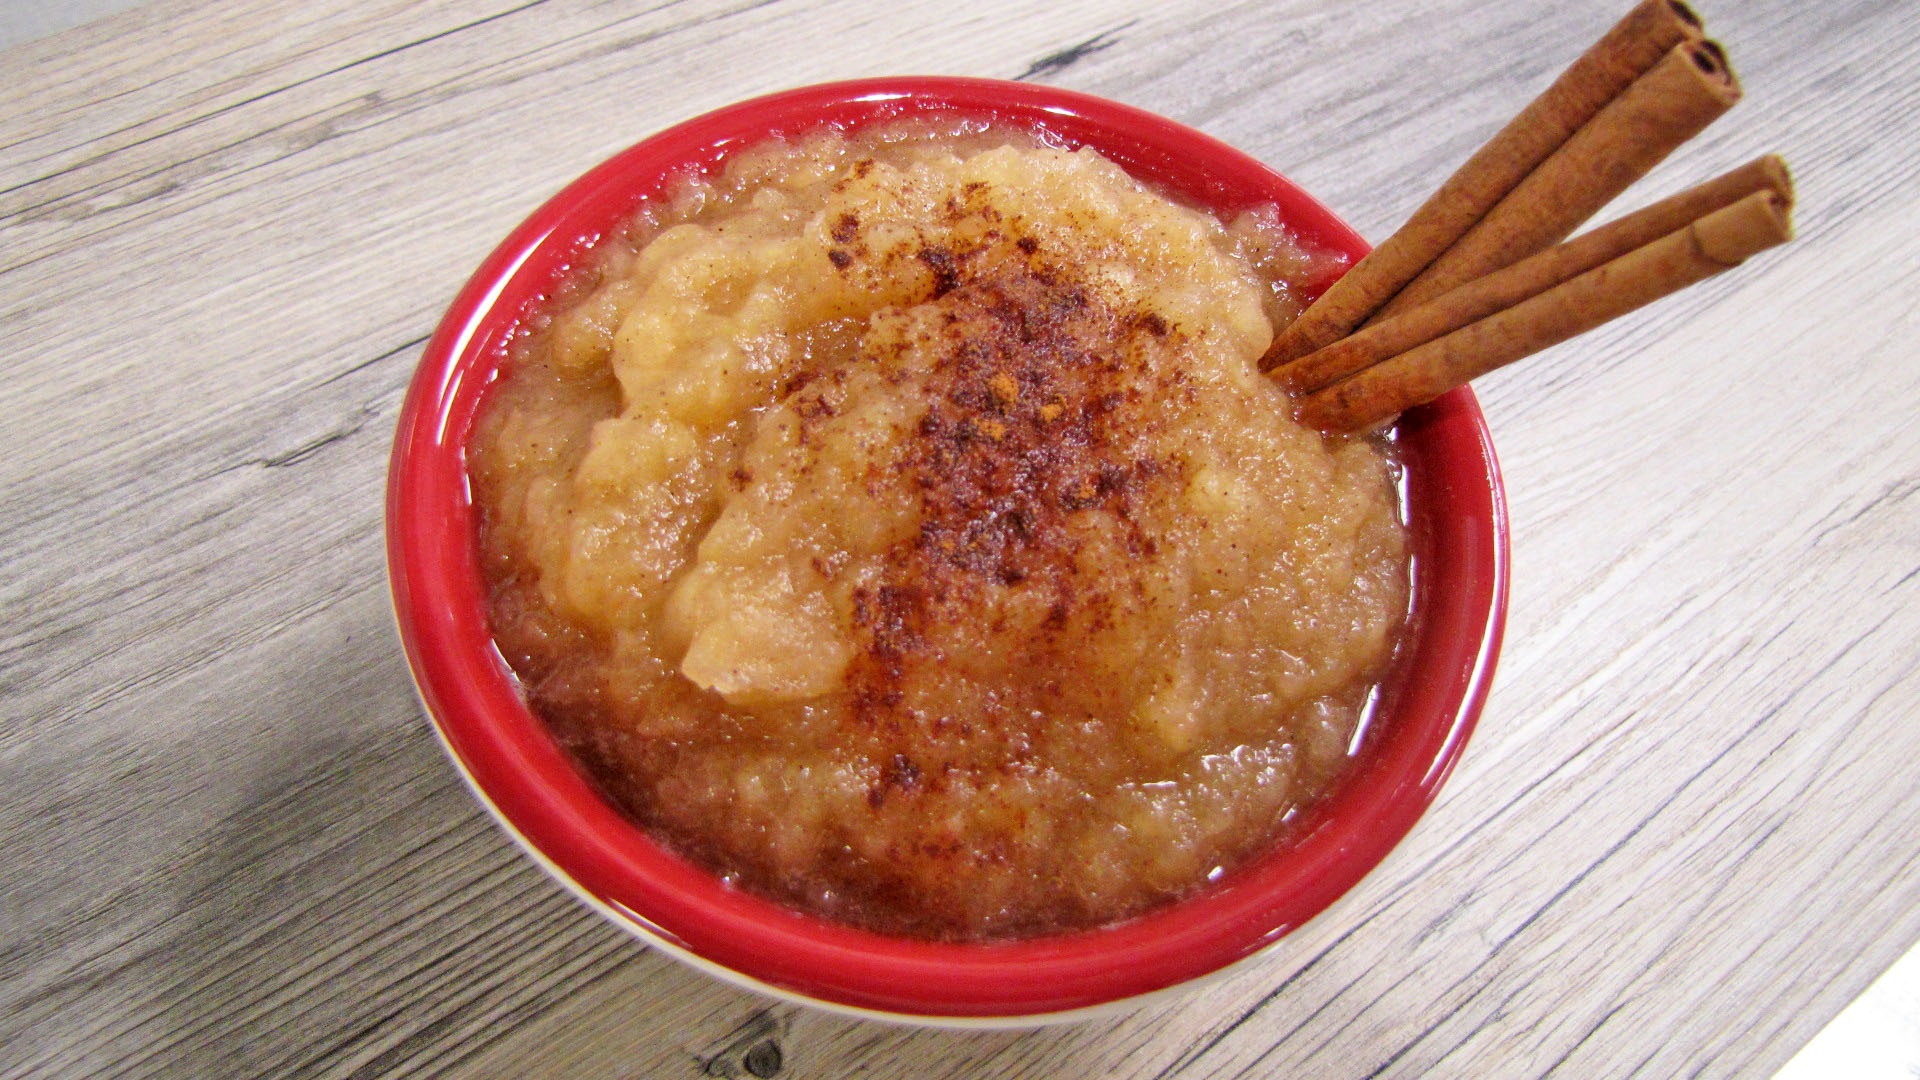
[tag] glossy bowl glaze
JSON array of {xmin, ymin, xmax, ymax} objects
[{"xmin": 386, "ymin": 76, "xmax": 1508, "ymax": 1025}]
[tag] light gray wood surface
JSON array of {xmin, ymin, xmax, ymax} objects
[{"xmin": 4, "ymin": 1, "xmax": 1917, "ymax": 1076}]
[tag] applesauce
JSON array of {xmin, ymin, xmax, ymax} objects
[{"xmin": 468, "ymin": 118, "xmax": 1409, "ymax": 941}]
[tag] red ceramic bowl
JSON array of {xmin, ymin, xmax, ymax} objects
[{"xmin": 387, "ymin": 77, "xmax": 1508, "ymax": 1025}]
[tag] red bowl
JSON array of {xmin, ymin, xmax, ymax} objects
[{"xmin": 386, "ymin": 76, "xmax": 1508, "ymax": 1024}]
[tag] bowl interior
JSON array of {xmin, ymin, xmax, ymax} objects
[{"xmin": 387, "ymin": 76, "xmax": 1508, "ymax": 1019}]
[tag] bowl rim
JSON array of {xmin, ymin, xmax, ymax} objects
[{"xmin": 386, "ymin": 75, "xmax": 1509, "ymax": 1021}]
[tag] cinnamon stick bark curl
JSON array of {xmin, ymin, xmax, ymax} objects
[
  {"xmin": 1294, "ymin": 189, "xmax": 1793, "ymax": 433},
  {"xmin": 1370, "ymin": 37, "xmax": 1742, "ymax": 320},
  {"xmin": 1272, "ymin": 155, "xmax": 1791, "ymax": 396},
  {"xmin": 1261, "ymin": 0, "xmax": 1705, "ymax": 369}
]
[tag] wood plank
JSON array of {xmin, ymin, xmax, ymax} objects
[{"xmin": 2, "ymin": 0, "xmax": 1916, "ymax": 1076}]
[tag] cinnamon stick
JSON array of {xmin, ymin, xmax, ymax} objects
[
  {"xmin": 1294, "ymin": 188, "xmax": 1793, "ymax": 433},
  {"xmin": 1262, "ymin": 0, "xmax": 1704, "ymax": 370},
  {"xmin": 1273, "ymin": 155, "xmax": 1790, "ymax": 396},
  {"xmin": 1371, "ymin": 38, "xmax": 1743, "ymax": 320}
]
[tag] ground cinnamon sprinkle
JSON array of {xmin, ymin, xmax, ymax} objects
[{"xmin": 841, "ymin": 255, "xmax": 1184, "ymax": 736}]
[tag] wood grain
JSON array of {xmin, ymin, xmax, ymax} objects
[{"xmin": 3, "ymin": 0, "xmax": 1917, "ymax": 1076}]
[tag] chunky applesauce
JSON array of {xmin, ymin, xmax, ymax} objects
[{"xmin": 468, "ymin": 118, "xmax": 1409, "ymax": 940}]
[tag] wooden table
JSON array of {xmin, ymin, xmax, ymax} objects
[{"xmin": 5, "ymin": 1, "xmax": 1916, "ymax": 1076}]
